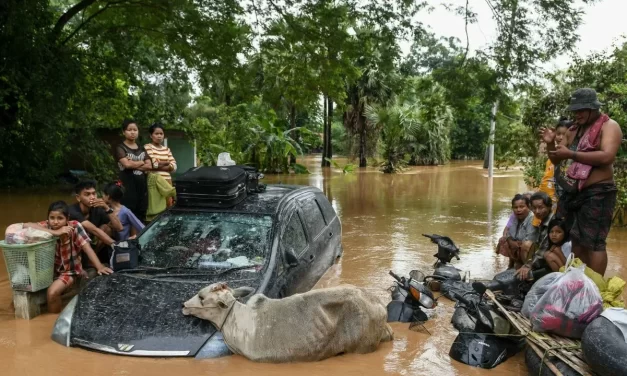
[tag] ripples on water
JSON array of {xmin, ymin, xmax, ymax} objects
[{"xmin": 1, "ymin": 156, "xmax": 625, "ymax": 375}]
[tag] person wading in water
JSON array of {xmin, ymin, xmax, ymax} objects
[{"xmin": 541, "ymin": 88, "xmax": 623, "ymax": 276}]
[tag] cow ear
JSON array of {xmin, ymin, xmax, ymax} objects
[{"xmin": 232, "ymin": 286, "xmax": 254, "ymax": 299}]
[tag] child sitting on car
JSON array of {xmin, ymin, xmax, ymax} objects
[{"xmin": 24, "ymin": 201, "xmax": 113, "ymax": 313}]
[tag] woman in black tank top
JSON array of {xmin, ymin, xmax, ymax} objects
[{"xmin": 115, "ymin": 120, "xmax": 151, "ymax": 222}]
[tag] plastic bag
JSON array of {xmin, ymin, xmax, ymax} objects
[
  {"xmin": 4, "ymin": 223, "xmax": 52, "ymax": 244},
  {"xmin": 217, "ymin": 152, "xmax": 236, "ymax": 166},
  {"xmin": 530, "ymin": 266, "xmax": 603, "ymax": 338},
  {"xmin": 23, "ymin": 227, "xmax": 53, "ymax": 243},
  {"xmin": 5, "ymin": 223, "xmax": 25, "ymax": 244},
  {"xmin": 521, "ymin": 272, "xmax": 561, "ymax": 318},
  {"xmin": 559, "ymin": 257, "xmax": 606, "ymax": 292}
]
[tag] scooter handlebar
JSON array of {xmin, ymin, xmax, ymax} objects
[
  {"xmin": 452, "ymin": 291, "xmax": 472, "ymax": 307},
  {"xmin": 389, "ymin": 270, "xmax": 402, "ymax": 283}
]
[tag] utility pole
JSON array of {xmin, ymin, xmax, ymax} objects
[{"xmin": 488, "ymin": 100, "xmax": 499, "ymax": 177}]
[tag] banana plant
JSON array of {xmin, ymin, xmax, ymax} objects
[{"xmin": 324, "ymin": 158, "xmax": 356, "ymax": 174}]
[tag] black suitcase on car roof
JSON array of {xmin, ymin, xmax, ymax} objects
[
  {"xmin": 175, "ymin": 166, "xmax": 247, "ymax": 208},
  {"xmin": 236, "ymin": 165, "xmax": 266, "ymax": 193}
]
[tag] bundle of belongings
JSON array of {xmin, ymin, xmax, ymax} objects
[
  {"xmin": 4, "ymin": 223, "xmax": 53, "ymax": 244},
  {"xmin": 558, "ymin": 258, "xmax": 625, "ymax": 309},
  {"xmin": 521, "ymin": 256, "xmax": 626, "ymax": 339},
  {"xmin": 530, "ymin": 265, "xmax": 603, "ymax": 338}
]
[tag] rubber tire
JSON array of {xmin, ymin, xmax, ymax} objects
[
  {"xmin": 582, "ymin": 316, "xmax": 627, "ymax": 376},
  {"xmin": 525, "ymin": 347, "xmax": 579, "ymax": 376}
]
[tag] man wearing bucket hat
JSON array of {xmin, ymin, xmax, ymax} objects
[{"xmin": 540, "ymin": 88, "xmax": 622, "ymax": 276}]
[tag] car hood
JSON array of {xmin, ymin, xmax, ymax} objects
[{"xmin": 70, "ymin": 272, "xmax": 260, "ymax": 357}]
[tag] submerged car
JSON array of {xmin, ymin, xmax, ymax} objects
[{"xmin": 51, "ymin": 185, "xmax": 342, "ymax": 358}]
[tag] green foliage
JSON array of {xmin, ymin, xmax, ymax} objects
[
  {"xmin": 343, "ymin": 25, "xmax": 408, "ymax": 167},
  {"xmin": 324, "ymin": 158, "xmax": 355, "ymax": 174},
  {"xmin": 401, "ymin": 34, "xmax": 503, "ymax": 160},
  {"xmin": 494, "ymin": 121, "xmax": 537, "ymax": 168},
  {"xmin": 365, "ymin": 102, "xmax": 413, "ymax": 173},
  {"xmin": 613, "ymin": 161, "xmax": 627, "ymax": 226},
  {"xmin": 406, "ymin": 81, "xmax": 455, "ymax": 166},
  {"xmin": 364, "ymin": 79, "xmax": 454, "ymax": 173},
  {"xmin": 523, "ymin": 42, "xmax": 627, "ymax": 160},
  {"xmin": 72, "ymin": 129, "xmax": 117, "ymax": 183},
  {"xmin": 331, "ymin": 121, "xmax": 350, "ymax": 156},
  {"xmin": 182, "ymin": 98, "xmax": 309, "ymax": 173},
  {"xmin": 522, "ymin": 156, "xmax": 546, "ymax": 189},
  {"xmin": 487, "ymin": 0, "xmax": 594, "ymax": 83},
  {"xmin": 0, "ymin": 0, "xmax": 601, "ymax": 186},
  {"xmin": 291, "ymin": 163, "xmax": 311, "ymax": 175}
]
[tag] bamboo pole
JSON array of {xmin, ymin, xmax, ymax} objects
[
  {"xmin": 528, "ymin": 341, "xmax": 564, "ymax": 376},
  {"xmin": 486, "ymin": 290, "xmax": 592, "ymax": 375}
]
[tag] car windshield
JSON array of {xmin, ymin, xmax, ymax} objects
[{"xmin": 138, "ymin": 211, "xmax": 273, "ymax": 271}]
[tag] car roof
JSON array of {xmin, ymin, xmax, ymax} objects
[{"xmin": 171, "ymin": 184, "xmax": 318, "ymax": 215}]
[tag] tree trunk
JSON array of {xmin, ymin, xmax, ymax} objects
[
  {"xmin": 326, "ymin": 97, "xmax": 333, "ymax": 162},
  {"xmin": 321, "ymin": 94, "xmax": 330, "ymax": 167},
  {"xmin": 289, "ymin": 103, "xmax": 296, "ymax": 165},
  {"xmin": 252, "ymin": 147, "xmax": 259, "ymax": 170},
  {"xmin": 359, "ymin": 114, "xmax": 367, "ymax": 168}
]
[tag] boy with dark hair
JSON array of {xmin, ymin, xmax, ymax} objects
[{"xmin": 68, "ymin": 180, "xmax": 123, "ymax": 261}]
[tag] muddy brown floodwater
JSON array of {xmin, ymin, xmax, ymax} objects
[{"xmin": 2, "ymin": 157, "xmax": 627, "ymax": 376}]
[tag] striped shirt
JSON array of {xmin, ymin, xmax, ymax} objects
[{"xmin": 144, "ymin": 143, "xmax": 177, "ymax": 183}]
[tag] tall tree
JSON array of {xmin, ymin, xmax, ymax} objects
[
  {"xmin": 480, "ymin": 0, "xmax": 596, "ymax": 175},
  {"xmin": 344, "ymin": 27, "xmax": 400, "ymax": 167},
  {"xmin": 0, "ymin": 0, "xmax": 250, "ymax": 185},
  {"xmin": 401, "ymin": 33, "xmax": 501, "ymax": 160}
]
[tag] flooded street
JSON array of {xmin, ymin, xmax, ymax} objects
[{"xmin": 2, "ymin": 156, "xmax": 627, "ymax": 375}]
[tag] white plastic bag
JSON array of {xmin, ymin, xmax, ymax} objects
[
  {"xmin": 217, "ymin": 152, "xmax": 236, "ymax": 166},
  {"xmin": 5, "ymin": 223, "xmax": 25, "ymax": 244},
  {"xmin": 521, "ymin": 272, "xmax": 561, "ymax": 318},
  {"xmin": 4, "ymin": 223, "xmax": 52, "ymax": 244},
  {"xmin": 530, "ymin": 266, "xmax": 603, "ymax": 338},
  {"xmin": 23, "ymin": 227, "xmax": 53, "ymax": 243}
]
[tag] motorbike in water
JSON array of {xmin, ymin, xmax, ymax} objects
[
  {"xmin": 449, "ymin": 282, "xmax": 525, "ymax": 369},
  {"xmin": 478, "ymin": 266, "xmax": 551, "ymax": 311},
  {"xmin": 421, "ymin": 233, "xmax": 550, "ymax": 310},
  {"xmin": 387, "ymin": 270, "xmax": 436, "ymax": 323},
  {"xmin": 423, "ymin": 234, "xmax": 462, "ymax": 281},
  {"xmin": 420, "ymin": 234, "xmax": 479, "ymax": 302}
]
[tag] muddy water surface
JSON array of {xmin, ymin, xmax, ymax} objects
[{"xmin": 2, "ymin": 157, "xmax": 626, "ymax": 376}]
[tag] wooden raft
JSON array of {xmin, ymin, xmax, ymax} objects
[{"xmin": 486, "ymin": 290, "xmax": 593, "ymax": 376}]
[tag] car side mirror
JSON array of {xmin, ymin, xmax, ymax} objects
[{"xmin": 283, "ymin": 248, "xmax": 299, "ymax": 268}]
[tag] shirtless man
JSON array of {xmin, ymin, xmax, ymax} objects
[{"xmin": 541, "ymin": 88, "xmax": 622, "ymax": 275}]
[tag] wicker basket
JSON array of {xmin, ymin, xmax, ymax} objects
[{"xmin": 0, "ymin": 239, "xmax": 56, "ymax": 292}]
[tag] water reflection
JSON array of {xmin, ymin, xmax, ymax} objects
[{"xmin": 0, "ymin": 156, "xmax": 625, "ymax": 375}]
